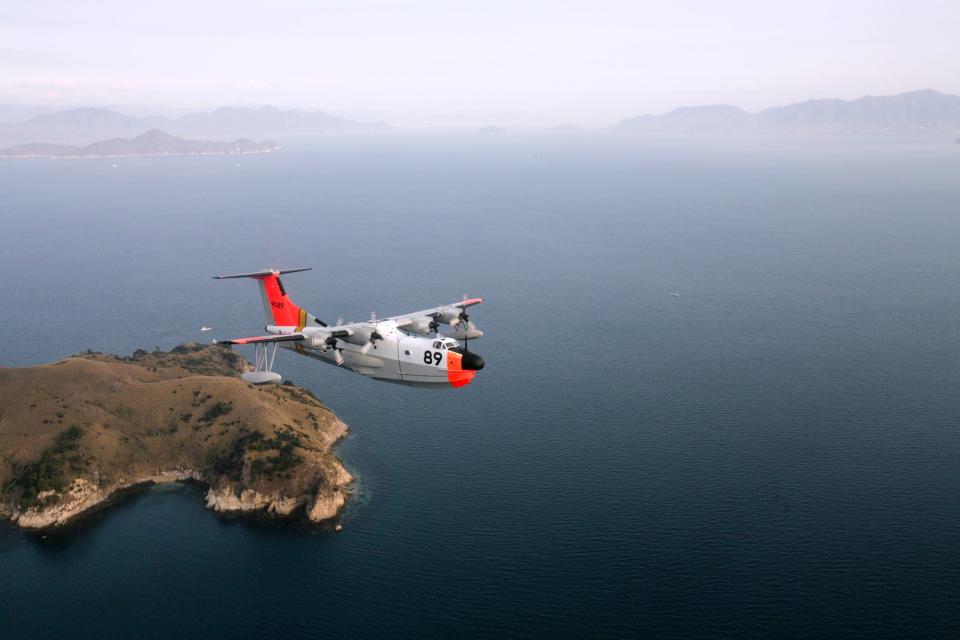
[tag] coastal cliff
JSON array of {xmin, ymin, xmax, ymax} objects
[{"xmin": 0, "ymin": 344, "xmax": 352, "ymax": 530}]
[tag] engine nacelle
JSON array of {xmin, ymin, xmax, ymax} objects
[
  {"xmin": 442, "ymin": 321, "xmax": 484, "ymax": 340},
  {"xmin": 342, "ymin": 327, "xmax": 383, "ymax": 354},
  {"xmin": 303, "ymin": 333, "xmax": 327, "ymax": 350},
  {"xmin": 404, "ymin": 316, "xmax": 438, "ymax": 335},
  {"xmin": 343, "ymin": 326, "xmax": 374, "ymax": 345},
  {"xmin": 434, "ymin": 306, "xmax": 464, "ymax": 326}
]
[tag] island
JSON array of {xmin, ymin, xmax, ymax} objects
[
  {"xmin": 0, "ymin": 343, "xmax": 352, "ymax": 530},
  {"xmin": 0, "ymin": 129, "xmax": 280, "ymax": 159}
]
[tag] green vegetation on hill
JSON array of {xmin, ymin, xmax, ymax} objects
[
  {"xmin": 209, "ymin": 429, "xmax": 305, "ymax": 482},
  {"xmin": 200, "ymin": 401, "xmax": 233, "ymax": 424},
  {"xmin": 8, "ymin": 426, "xmax": 86, "ymax": 509},
  {"xmin": 247, "ymin": 431, "xmax": 304, "ymax": 480}
]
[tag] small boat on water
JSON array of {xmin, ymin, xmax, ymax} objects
[
  {"xmin": 669, "ymin": 292, "xmax": 680, "ymax": 297},
  {"xmin": 200, "ymin": 326, "xmax": 213, "ymax": 332}
]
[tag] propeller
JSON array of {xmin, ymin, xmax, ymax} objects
[
  {"xmin": 324, "ymin": 336, "xmax": 345, "ymax": 366},
  {"xmin": 454, "ymin": 294, "xmax": 485, "ymax": 371},
  {"xmin": 358, "ymin": 327, "xmax": 383, "ymax": 354},
  {"xmin": 369, "ymin": 311, "xmax": 384, "ymax": 347},
  {"xmin": 323, "ymin": 331, "xmax": 346, "ymax": 366},
  {"xmin": 460, "ymin": 294, "xmax": 472, "ymax": 351}
]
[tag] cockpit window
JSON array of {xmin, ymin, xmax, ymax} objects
[{"xmin": 433, "ymin": 341, "xmax": 442, "ymax": 349}]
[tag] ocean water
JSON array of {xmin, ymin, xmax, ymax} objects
[{"xmin": 1, "ymin": 133, "xmax": 959, "ymax": 639}]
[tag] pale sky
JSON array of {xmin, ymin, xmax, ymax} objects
[{"xmin": 1, "ymin": 0, "xmax": 958, "ymax": 127}]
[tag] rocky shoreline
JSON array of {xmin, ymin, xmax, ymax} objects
[
  {"xmin": 0, "ymin": 344, "xmax": 353, "ymax": 531},
  {"xmin": 9, "ymin": 451, "xmax": 353, "ymax": 531}
]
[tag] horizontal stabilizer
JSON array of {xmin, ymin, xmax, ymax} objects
[{"xmin": 212, "ymin": 267, "xmax": 312, "ymax": 280}]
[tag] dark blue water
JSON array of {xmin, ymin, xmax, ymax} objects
[{"xmin": 2, "ymin": 134, "xmax": 960, "ymax": 638}]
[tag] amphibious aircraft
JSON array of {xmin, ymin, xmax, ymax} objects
[{"xmin": 213, "ymin": 268, "xmax": 485, "ymax": 388}]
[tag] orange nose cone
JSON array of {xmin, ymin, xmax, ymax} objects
[{"xmin": 446, "ymin": 351, "xmax": 478, "ymax": 388}]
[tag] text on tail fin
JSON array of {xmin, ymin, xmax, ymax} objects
[
  {"xmin": 258, "ymin": 273, "xmax": 304, "ymax": 326},
  {"xmin": 213, "ymin": 267, "xmax": 313, "ymax": 328}
]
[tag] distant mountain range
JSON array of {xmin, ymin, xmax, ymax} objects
[
  {"xmin": 0, "ymin": 106, "xmax": 392, "ymax": 145},
  {"xmin": 0, "ymin": 129, "xmax": 280, "ymax": 159},
  {"xmin": 615, "ymin": 89, "xmax": 960, "ymax": 133}
]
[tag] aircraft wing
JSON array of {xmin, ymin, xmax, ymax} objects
[
  {"xmin": 217, "ymin": 333, "xmax": 305, "ymax": 345},
  {"xmin": 385, "ymin": 298, "xmax": 484, "ymax": 323}
]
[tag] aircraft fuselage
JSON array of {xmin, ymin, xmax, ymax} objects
[{"xmin": 274, "ymin": 320, "xmax": 483, "ymax": 388}]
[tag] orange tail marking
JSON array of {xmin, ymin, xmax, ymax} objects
[
  {"xmin": 446, "ymin": 351, "xmax": 476, "ymax": 388},
  {"xmin": 258, "ymin": 274, "xmax": 301, "ymax": 326}
]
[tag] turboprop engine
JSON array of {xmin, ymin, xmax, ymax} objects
[
  {"xmin": 303, "ymin": 331, "xmax": 346, "ymax": 364},
  {"xmin": 403, "ymin": 316, "xmax": 440, "ymax": 336},
  {"xmin": 442, "ymin": 321, "xmax": 484, "ymax": 340},
  {"xmin": 434, "ymin": 306, "xmax": 465, "ymax": 326},
  {"xmin": 303, "ymin": 333, "xmax": 328, "ymax": 350},
  {"xmin": 342, "ymin": 326, "xmax": 383, "ymax": 354}
]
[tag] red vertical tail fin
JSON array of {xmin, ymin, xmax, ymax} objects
[{"xmin": 213, "ymin": 268, "xmax": 318, "ymax": 328}]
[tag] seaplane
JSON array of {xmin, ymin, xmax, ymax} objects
[{"xmin": 213, "ymin": 268, "xmax": 485, "ymax": 388}]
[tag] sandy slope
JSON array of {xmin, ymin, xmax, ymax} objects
[{"xmin": 0, "ymin": 344, "xmax": 351, "ymax": 529}]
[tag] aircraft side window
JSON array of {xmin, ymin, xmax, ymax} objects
[{"xmin": 433, "ymin": 341, "xmax": 442, "ymax": 349}]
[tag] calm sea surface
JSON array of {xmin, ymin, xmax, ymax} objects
[{"xmin": 1, "ymin": 134, "xmax": 959, "ymax": 638}]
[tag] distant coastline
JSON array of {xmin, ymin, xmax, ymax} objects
[
  {"xmin": 0, "ymin": 129, "xmax": 280, "ymax": 160},
  {"xmin": 615, "ymin": 89, "xmax": 960, "ymax": 134},
  {"xmin": 0, "ymin": 149, "xmax": 280, "ymax": 160},
  {"xmin": 1, "ymin": 149, "xmax": 281, "ymax": 160},
  {"xmin": 0, "ymin": 104, "xmax": 392, "ymax": 148}
]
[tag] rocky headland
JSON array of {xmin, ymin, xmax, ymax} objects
[{"xmin": 0, "ymin": 344, "xmax": 351, "ymax": 530}]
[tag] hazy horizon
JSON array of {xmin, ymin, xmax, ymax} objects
[{"xmin": 3, "ymin": 1, "xmax": 959, "ymax": 129}]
